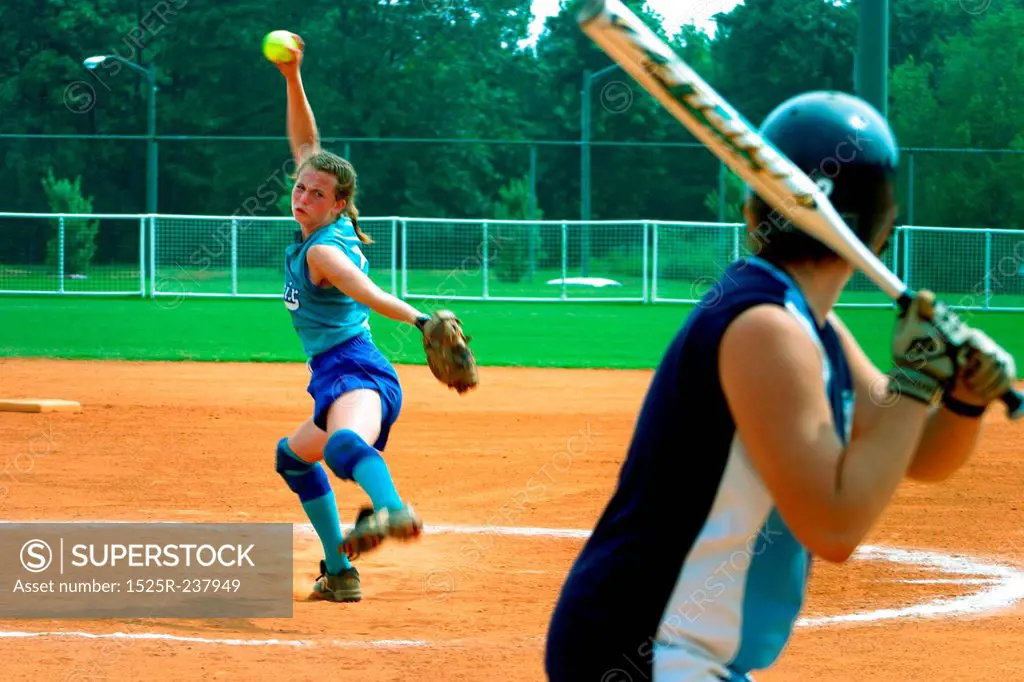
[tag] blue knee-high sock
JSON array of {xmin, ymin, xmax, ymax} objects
[
  {"xmin": 303, "ymin": 495, "xmax": 352, "ymax": 574},
  {"xmin": 275, "ymin": 439, "xmax": 352, "ymax": 574},
  {"xmin": 323, "ymin": 429, "xmax": 403, "ymax": 512}
]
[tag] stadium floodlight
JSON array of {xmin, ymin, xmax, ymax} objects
[
  {"xmin": 80, "ymin": 54, "xmax": 159, "ymax": 216},
  {"xmin": 82, "ymin": 56, "xmax": 109, "ymax": 70}
]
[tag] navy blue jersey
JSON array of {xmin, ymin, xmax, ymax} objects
[{"xmin": 545, "ymin": 255, "xmax": 855, "ymax": 681}]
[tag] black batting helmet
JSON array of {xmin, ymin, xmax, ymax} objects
[{"xmin": 745, "ymin": 90, "xmax": 900, "ymax": 265}]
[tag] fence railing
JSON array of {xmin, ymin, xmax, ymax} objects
[{"xmin": 2, "ymin": 213, "xmax": 1023, "ymax": 311}]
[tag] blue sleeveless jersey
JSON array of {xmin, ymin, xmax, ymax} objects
[
  {"xmin": 546, "ymin": 255, "xmax": 855, "ymax": 680},
  {"xmin": 283, "ymin": 218, "xmax": 372, "ymax": 358}
]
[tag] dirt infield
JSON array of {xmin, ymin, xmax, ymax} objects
[{"xmin": 0, "ymin": 357, "xmax": 1022, "ymax": 681}]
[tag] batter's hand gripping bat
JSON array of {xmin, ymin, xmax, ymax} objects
[{"xmin": 577, "ymin": 0, "xmax": 1024, "ymax": 419}]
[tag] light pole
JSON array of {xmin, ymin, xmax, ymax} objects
[
  {"xmin": 580, "ymin": 63, "xmax": 620, "ymax": 276},
  {"xmin": 854, "ymin": 0, "xmax": 888, "ymax": 117},
  {"xmin": 83, "ymin": 55, "xmax": 158, "ymax": 215},
  {"xmin": 581, "ymin": 63, "xmax": 621, "ymax": 221}
]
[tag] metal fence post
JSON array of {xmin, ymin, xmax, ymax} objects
[
  {"xmin": 482, "ymin": 221, "xmax": 490, "ymax": 299},
  {"xmin": 400, "ymin": 219, "xmax": 408, "ymax": 298},
  {"xmin": 149, "ymin": 215, "xmax": 157, "ymax": 299},
  {"xmin": 561, "ymin": 222, "xmax": 568, "ymax": 300},
  {"xmin": 642, "ymin": 222, "xmax": 650, "ymax": 303},
  {"xmin": 391, "ymin": 218, "xmax": 398, "ymax": 296},
  {"xmin": 58, "ymin": 216, "xmax": 65, "ymax": 294},
  {"xmin": 230, "ymin": 218, "xmax": 239, "ymax": 296},
  {"xmin": 891, "ymin": 225, "xmax": 901, "ymax": 301},
  {"xmin": 651, "ymin": 224, "xmax": 659, "ymax": 303},
  {"xmin": 984, "ymin": 228, "xmax": 992, "ymax": 309},
  {"xmin": 139, "ymin": 216, "xmax": 146, "ymax": 297},
  {"xmin": 902, "ymin": 226, "xmax": 912, "ymax": 292},
  {"xmin": 529, "ymin": 145, "xmax": 538, "ymax": 281}
]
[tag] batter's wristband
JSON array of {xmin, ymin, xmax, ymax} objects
[
  {"xmin": 415, "ymin": 315, "xmax": 430, "ymax": 332},
  {"xmin": 888, "ymin": 367, "xmax": 941, "ymax": 407},
  {"xmin": 941, "ymin": 394, "xmax": 987, "ymax": 418}
]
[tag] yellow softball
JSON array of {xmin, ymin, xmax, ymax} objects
[{"xmin": 262, "ymin": 30, "xmax": 298, "ymax": 64}]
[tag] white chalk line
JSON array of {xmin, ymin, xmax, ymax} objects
[
  {"xmin": 0, "ymin": 630, "xmax": 427, "ymax": 648},
  {"xmin": 0, "ymin": 522, "xmax": 1022, "ymax": 647},
  {"xmin": 796, "ymin": 544, "xmax": 1024, "ymax": 627}
]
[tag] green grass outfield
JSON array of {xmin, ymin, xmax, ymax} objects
[{"xmin": 3, "ymin": 295, "xmax": 1023, "ymax": 371}]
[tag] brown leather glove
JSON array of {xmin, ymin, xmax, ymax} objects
[{"xmin": 417, "ymin": 310, "xmax": 479, "ymax": 395}]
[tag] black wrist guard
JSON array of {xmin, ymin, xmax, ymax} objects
[{"xmin": 942, "ymin": 394, "xmax": 987, "ymax": 418}]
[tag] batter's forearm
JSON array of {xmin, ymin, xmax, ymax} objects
[
  {"xmin": 905, "ymin": 408, "xmax": 984, "ymax": 482},
  {"xmin": 819, "ymin": 400, "xmax": 929, "ymax": 561}
]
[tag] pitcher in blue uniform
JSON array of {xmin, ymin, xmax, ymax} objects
[
  {"xmin": 270, "ymin": 33, "xmax": 434, "ymax": 603},
  {"xmin": 545, "ymin": 91, "xmax": 1017, "ymax": 680}
]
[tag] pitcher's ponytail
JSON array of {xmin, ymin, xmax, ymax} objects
[{"xmin": 346, "ymin": 200, "xmax": 372, "ymax": 245}]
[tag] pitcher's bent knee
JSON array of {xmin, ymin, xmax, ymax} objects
[
  {"xmin": 322, "ymin": 429, "xmax": 377, "ymax": 481},
  {"xmin": 276, "ymin": 438, "xmax": 331, "ymax": 502}
]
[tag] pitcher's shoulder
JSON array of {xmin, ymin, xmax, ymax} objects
[{"xmin": 315, "ymin": 218, "xmax": 357, "ymax": 243}]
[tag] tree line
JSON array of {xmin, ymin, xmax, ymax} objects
[{"xmin": 2, "ymin": 0, "xmax": 1023, "ymax": 235}]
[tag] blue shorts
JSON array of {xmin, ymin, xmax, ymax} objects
[{"xmin": 306, "ymin": 332, "xmax": 403, "ymax": 450}]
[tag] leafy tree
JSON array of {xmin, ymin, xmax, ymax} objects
[
  {"xmin": 41, "ymin": 169, "xmax": 99, "ymax": 276},
  {"xmin": 711, "ymin": 0, "xmax": 858, "ymax": 125},
  {"xmin": 890, "ymin": 5, "xmax": 1024, "ymax": 231},
  {"xmin": 492, "ymin": 175, "xmax": 544, "ymax": 282},
  {"xmin": 0, "ymin": 0, "xmax": 1022, "ymax": 269},
  {"xmin": 704, "ymin": 170, "xmax": 746, "ymax": 224}
]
